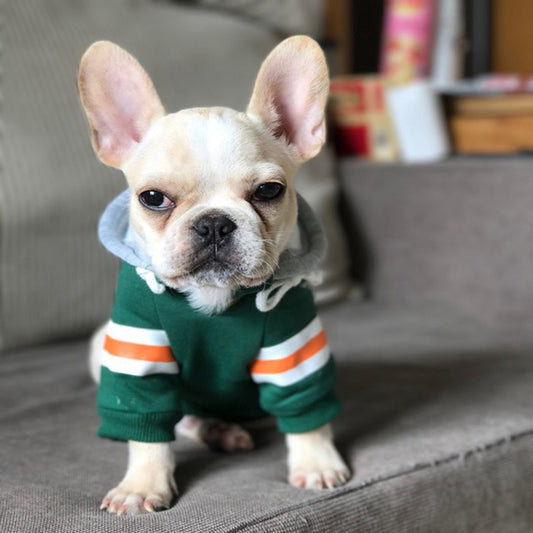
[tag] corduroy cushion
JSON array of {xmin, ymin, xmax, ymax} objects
[{"xmin": 0, "ymin": 0, "xmax": 350, "ymax": 350}]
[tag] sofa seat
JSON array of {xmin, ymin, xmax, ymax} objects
[{"xmin": 2, "ymin": 297, "xmax": 533, "ymax": 532}]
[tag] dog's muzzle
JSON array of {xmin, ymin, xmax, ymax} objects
[{"xmin": 190, "ymin": 213, "xmax": 238, "ymax": 270}]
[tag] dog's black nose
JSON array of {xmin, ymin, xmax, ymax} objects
[{"xmin": 192, "ymin": 214, "xmax": 237, "ymax": 245}]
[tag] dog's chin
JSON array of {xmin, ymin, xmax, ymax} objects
[
  {"xmin": 155, "ymin": 260, "xmax": 274, "ymax": 315},
  {"xmin": 159, "ymin": 260, "xmax": 273, "ymax": 292}
]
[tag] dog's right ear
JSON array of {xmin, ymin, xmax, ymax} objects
[
  {"xmin": 77, "ymin": 41, "xmax": 165, "ymax": 168},
  {"xmin": 247, "ymin": 36, "xmax": 330, "ymax": 163}
]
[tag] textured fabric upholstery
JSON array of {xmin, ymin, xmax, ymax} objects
[
  {"xmin": 185, "ymin": 0, "xmax": 325, "ymax": 37},
  {"xmin": 2, "ymin": 302, "xmax": 533, "ymax": 532},
  {"xmin": 339, "ymin": 157, "xmax": 533, "ymax": 333}
]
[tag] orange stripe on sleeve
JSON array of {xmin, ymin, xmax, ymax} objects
[
  {"xmin": 104, "ymin": 335, "xmax": 175, "ymax": 363},
  {"xmin": 251, "ymin": 330, "xmax": 327, "ymax": 375}
]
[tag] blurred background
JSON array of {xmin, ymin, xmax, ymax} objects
[
  {"xmin": 3, "ymin": 0, "xmax": 533, "ymax": 348},
  {"xmin": 328, "ymin": 0, "xmax": 533, "ymax": 162}
]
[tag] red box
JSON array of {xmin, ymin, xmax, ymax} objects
[{"xmin": 328, "ymin": 76, "xmax": 398, "ymax": 160}]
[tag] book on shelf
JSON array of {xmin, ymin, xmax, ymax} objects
[
  {"xmin": 447, "ymin": 93, "xmax": 533, "ymax": 117},
  {"xmin": 380, "ymin": 0, "xmax": 437, "ymax": 85},
  {"xmin": 328, "ymin": 76, "xmax": 399, "ymax": 161},
  {"xmin": 448, "ymin": 115, "xmax": 533, "ymax": 154},
  {"xmin": 445, "ymin": 85, "xmax": 533, "ymax": 154}
]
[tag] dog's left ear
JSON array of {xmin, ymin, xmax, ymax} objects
[
  {"xmin": 77, "ymin": 41, "xmax": 165, "ymax": 169},
  {"xmin": 247, "ymin": 36, "xmax": 329, "ymax": 163}
]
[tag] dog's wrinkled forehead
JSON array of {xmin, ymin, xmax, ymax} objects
[{"xmin": 123, "ymin": 107, "xmax": 292, "ymax": 194}]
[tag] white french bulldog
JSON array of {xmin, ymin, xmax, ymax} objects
[{"xmin": 78, "ymin": 36, "xmax": 350, "ymax": 516}]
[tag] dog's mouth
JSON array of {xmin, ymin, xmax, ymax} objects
[
  {"xmin": 188, "ymin": 246, "xmax": 236, "ymax": 274},
  {"xmin": 161, "ymin": 248, "xmax": 274, "ymax": 290},
  {"xmin": 160, "ymin": 248, "xmax": 245, "ymax": 289},
  {"xmin": 188, "ymin": 257, "xmax": 237, "ymax": 284}
]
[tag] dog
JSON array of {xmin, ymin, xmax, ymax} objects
[{"xmin": 78, "ymin": 35, "xmax": 350, "ymax": 516}]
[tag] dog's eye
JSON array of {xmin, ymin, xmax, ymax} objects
[
  {"xmin": 253, "ymin": 182, "xmax": 285, "ymax": 202},
  {"xmin": 139, "ymin": 190, "xmax": 175, "ymax": 211}
]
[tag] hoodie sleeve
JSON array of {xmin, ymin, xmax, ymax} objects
[
  {"xmin": 96, "ymin": 263, "xmax": 182, "ymax": 442},
  {"xmin": 250, "ymin": 285, "xmax": 341, "ymax": 434}
]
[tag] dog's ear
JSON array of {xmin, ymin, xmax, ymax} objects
[
  {"xmin": 77, "ymin": 41, "xmax": 165, "ymax": 168},
  {"xmin": 247, "ymin": 36, "xmax": 329, "ymax": 163}
]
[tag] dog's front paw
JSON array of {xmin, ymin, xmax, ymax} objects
[
  {"xmin": 288, "ymin": 457, "xmax": 350, "ymax": 489},
  {"xmin": 286, "ymin": 424, "xmax": 351, "ymax": 490},
  {"xmin": 100, "ymin": 441, "xmax": 177, "ymax": 515},
  {"xmin": 100, "ymin": 482, "xmax": 176, "ymax": 515}
]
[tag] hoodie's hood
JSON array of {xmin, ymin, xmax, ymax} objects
[{"xmin": 98, "ymin": 189, "xmax": 326, "ymax": 311}]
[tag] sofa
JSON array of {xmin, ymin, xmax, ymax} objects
[{"xmin": 2, "ymin": 1, "xmax": 533, "ymax": 532}]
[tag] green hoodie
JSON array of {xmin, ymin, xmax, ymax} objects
[{"xmin": 97, "ymin": 262, "xmax": 340, "ymax": 442}]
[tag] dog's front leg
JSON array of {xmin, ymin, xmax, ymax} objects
[
  {"xmin": 286, "ymin": 424, "xmax": 350, "ymax": 489},
  {"xmin": 101, "ymin": 441, "xmax": 177, "ymax": 515}
]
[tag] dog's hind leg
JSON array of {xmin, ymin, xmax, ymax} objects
[
  {"xmin": 88, "ymin": 321, "xmax": 108, "ymax": 384},
  {"xmin": 176, "ymin": 415, "xmax": 254, "ymax": 452}
]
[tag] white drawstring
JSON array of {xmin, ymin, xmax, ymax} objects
[
  {"xmin": 135, "ymin": 267, "xmax": 166, "ymax": 294},
  {"xmin": 255, "ymin": 270, "xmax": 323, "ymax": 312},
  {"xmin": 255, "ymin": 277, "xmax": 302, "ymax": 312}
]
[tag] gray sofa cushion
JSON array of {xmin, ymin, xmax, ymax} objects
[
  {"xmin": 339, "ymin": 157, "xmax": 533, "ymax": 334},
  {"xmin": 2, "ymin": 300, "xmax": 533, "ymax": 532},
  {"xmin": 183, "ymin": 0, "xmax": 326, "ymax": 37},
  {"xmin": 0, "ymin": 0, "xmax": 350, "ymax": 350}
]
